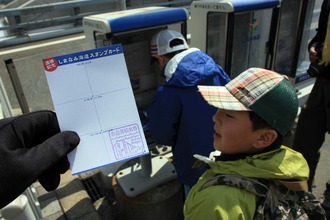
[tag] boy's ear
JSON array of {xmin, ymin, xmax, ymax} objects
[
  {"xmin": 253, "ymin": 129, "xmax": 278, "ymax": 149},
  {"xmin": 156, "ymin": 55, "xmax": 169, "ymax": 68}
]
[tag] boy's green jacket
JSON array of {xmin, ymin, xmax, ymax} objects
[{"xmin": 184, "ymin": 145, "xmax": 309, "ymax": 220}]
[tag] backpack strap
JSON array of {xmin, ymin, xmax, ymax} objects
[
  {"xmin": 198, "ymin": 174, "xmax": 268, "ymax": 197},
  {"xmin": 277, "ymin": 179, "xmax": 308, "ymax": 191}
]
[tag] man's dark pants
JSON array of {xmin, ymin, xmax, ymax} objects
[{"xmin": 293, "ymin": 76, "xmax": 330, "ymax": 191}]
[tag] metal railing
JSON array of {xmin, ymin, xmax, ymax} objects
[{"xmin": 0, "ymin": 0, "xmax": 193, "ymax": 47}]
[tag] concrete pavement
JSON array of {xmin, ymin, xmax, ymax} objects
[
  {"xmin": 35, "ymin": 170, "xmax": 104, "ymax": 220},
  {"xmin": 312, "ymin": 134, "xmax": 330, "ymax": 201}
]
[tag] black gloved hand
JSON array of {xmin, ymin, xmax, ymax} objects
[{"xmin": 0, "ymin": 110, "xmax": 80, "ymax": 208}]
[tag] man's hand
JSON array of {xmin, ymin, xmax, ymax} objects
[
  {"xmin": 309, "ymin": 42, "xmax": 322, "ymax": 63},
  {"xmin": 0, "ymin": 110, "xmax": 80, "ymax": 208},
  {"xmin": 310, "ymin": 46, "xmax": 320, "ymax": 63}
]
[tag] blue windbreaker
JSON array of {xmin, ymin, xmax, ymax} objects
[{"xmin": 147, "ymin": 48, "xmax": 230, "ymax": 186}]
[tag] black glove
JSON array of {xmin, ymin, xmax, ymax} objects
[{"xmin": 0, "ymin": 110, "xmax": 80, "ymax": 208}]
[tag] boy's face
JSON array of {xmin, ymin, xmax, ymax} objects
[{"xmin": 212, "ymin": 109, "xmax": 267, "ymax": 154}]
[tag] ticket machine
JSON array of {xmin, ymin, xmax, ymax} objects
[
  {"xmin": 272, "ymin": 0, "xmax": 315, "ymax": 84},
  {"xmin": 84, "ymin": 6, "xmax": 188, "ymax": 112},
  {"xmin": 190, "ymin": 0, "xmax": 315, "ymax": 83},
  {"xmin": 190, "ymin": 0, "xmax": 281, "ymax": 78},
  {"xmin": 82, "ymin": 6, "xmax": 188, "ymax": 202}
]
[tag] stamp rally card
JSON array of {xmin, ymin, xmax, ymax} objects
[{"xmin": 43, "ymin": 44, "xmax": 149, "ymax": 175}]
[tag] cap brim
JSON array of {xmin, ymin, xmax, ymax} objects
[{"xmin": 198, "ymin": 85, "xmax": 250, "ymax": 111}]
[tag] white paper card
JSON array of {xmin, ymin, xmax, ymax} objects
[{"xmin": 43, "ymin": 44, "xmax": 149, "ymax": 175}]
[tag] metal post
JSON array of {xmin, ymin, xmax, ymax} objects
[
  {"xmin": 0, "ymin": 76, "xmax": 14, "ymax": 119},
  {"xmin": 4, "ymin": 59, "xmax": 30, "ymax": 114},
  {"xmin": 24, "ymin": 188, "xmax": 43, "ymax": 220},
  {"xmin": 117, "ymin": 0, "xmax": 127, "ymax": 10},
  {"xmin": 140, "ymin": 154, "xmax": 152, "ymax": 177}
]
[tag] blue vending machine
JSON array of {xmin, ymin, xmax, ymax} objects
[{"xmin": 190, "ymin": 0, "xmax": 281, "ymax": 78}]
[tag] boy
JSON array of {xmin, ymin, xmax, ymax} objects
[
  {"xmin": 184, "ymin": 68, "xmax": 310, "ymax": 219},
  {"xmin": 147, "ymin": 29, "xmax": 230, "ymax": 192}
]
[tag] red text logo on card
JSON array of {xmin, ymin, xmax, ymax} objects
[{"xmin": 43, "ymin": 58, "xmax": 59, "ymax": 72}]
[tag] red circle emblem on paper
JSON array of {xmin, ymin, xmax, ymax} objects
[{"xmin": 43, "ymin": 58, "xmax": 59, "ymax": 72}]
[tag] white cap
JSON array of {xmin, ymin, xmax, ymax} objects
[{"xmin": 150, "ymin": 29, "xmax": 189, "ymax": 56}]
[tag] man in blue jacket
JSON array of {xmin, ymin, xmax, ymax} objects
[{"xmin": 147, "ymin": 29, "xmax": 230, "ymax": 195}]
